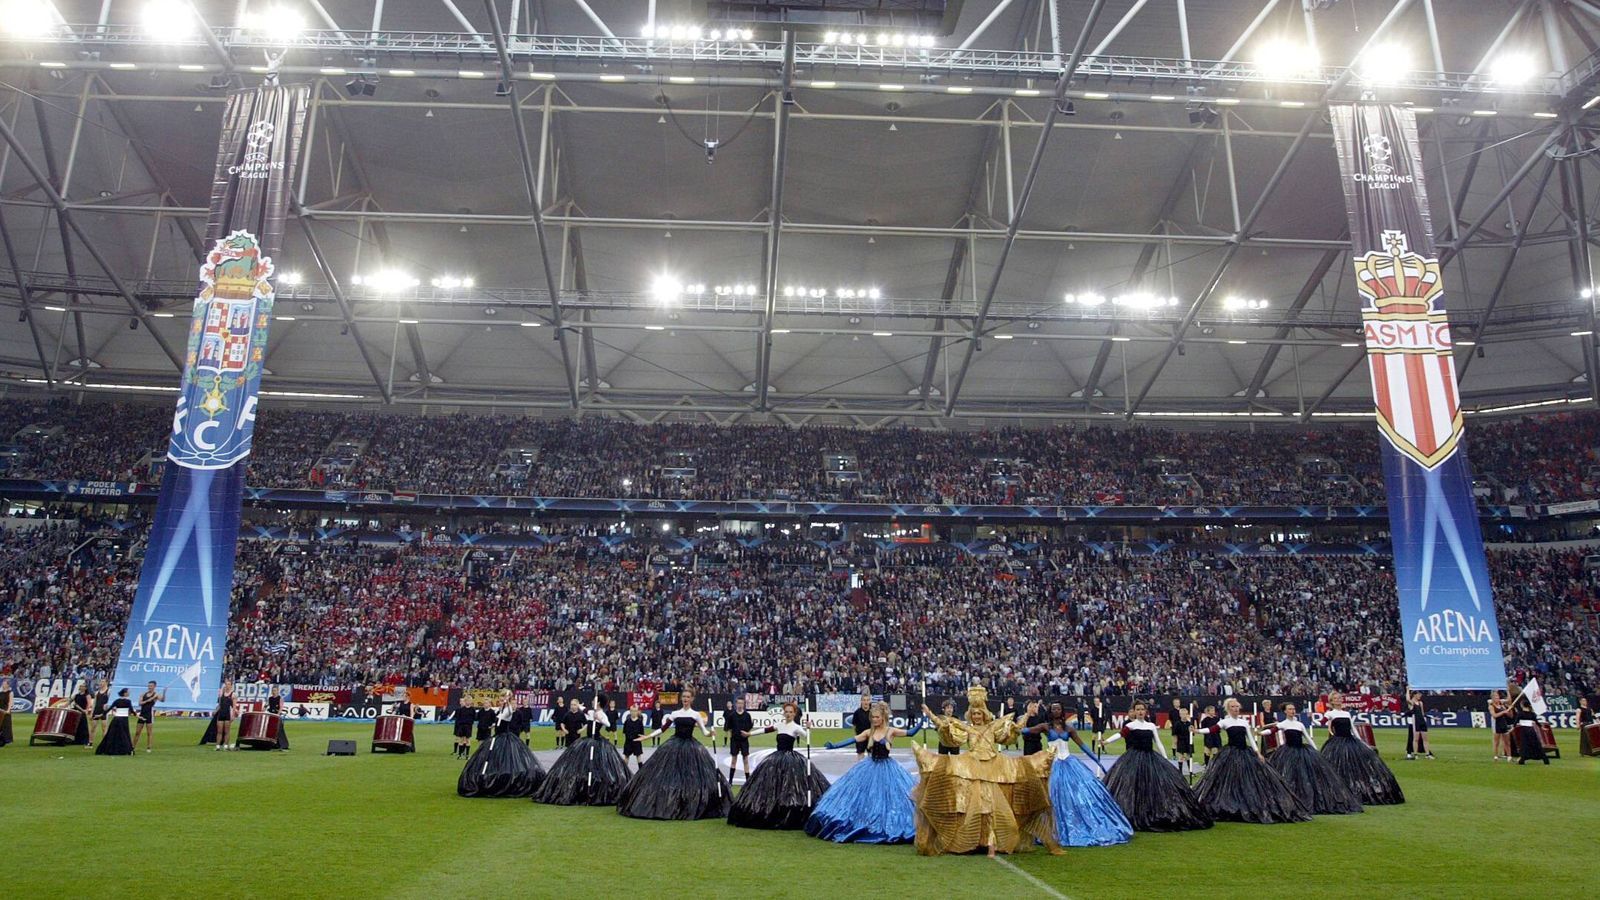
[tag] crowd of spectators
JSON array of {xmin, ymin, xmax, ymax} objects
[
  {"xmin": 6, "ymin": 397, "xmax": 1600, "ymax": 506},
  {"xmin": 4, "ymin": 518, "xmax": 1596, "ymax": 698}
]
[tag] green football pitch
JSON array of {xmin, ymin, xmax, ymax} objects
[{"xmin": 1, "ymin": 718, "xmax": 1595, "ymax": 898}]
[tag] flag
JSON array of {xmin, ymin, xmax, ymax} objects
[{"xmin": 1523, "ymin": 678, "xmax": 1548, "ymax": 716}]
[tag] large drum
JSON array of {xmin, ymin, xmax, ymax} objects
[
  {"xmin": 1355, "ymin": 722, "xmax": 1377, "ymax": 749},
  {"xmin": 372, "ymin": 715, "xmax": 415, "ymax": 753},
  {"xmin": 31, "ymin": 707, "xmax": 83, "ymax": 746},
  {"xmin": 1535, "ymin": 722, "xmax": 1560, "ymax": 758},
  {"xmin": 1582, "ymin": 722, "xmax": 1600, "ymax": 757},
  {"xmin": 1261, "ymin": 729, "xmax": 1282, "ymax": 752},
  {"xmin": 237, "ymin": 711, "xmax": 282, "ymax": 750}
]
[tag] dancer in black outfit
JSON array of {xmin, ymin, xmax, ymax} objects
[
  {"xmin": 70, "ymin": 684, "xmax": 92, "ymax": 746},
  {"xmin": 95, "ymin": 689, "xmax": 135, "ymax": 756},
  {"xmin": 534, "ymin": 699, "xmax": 628, "ymax": 806},
  {"xmin": 1170, "ymin": 706, "xmax": 1195, "ymax": 779},
  {"xmin": 1199, "ymin": 704, "xmax": 1220, "ymax": 766},
  {"xmin": 1405, "ymin": 691, "xmax": 1433, "ymax": 760},
  {"xmin": 451, "ymin": 703, "xmax": 475, "ymax": 758},
  {"xmin": 616, "ymin": 688, "xmax": 730, "ymax": 820},
  {"xmin": 727, "ymin": 702, "xmax": 831, "ymax": 830},
  {"xmin": 621, "ymin": 704, "xmax": 647, "ymax": 772},
  {"xmin": 1018, "ymin": 700, "xmax": 1046, "ymax": 756},
  {"xmin": 474, "ymin": 704, "xmax": 495, "ymax": 744},
  {"xmin": 551, "ymin": 696, "xmax": 567, "ymax": 748},
  {"xmin": 1510, "ymin": 694, "xmax": 1549, "ymax": 765},
  {"xmin": 1320, "ymin": 692, "xmax": 1404, "ymax": 805},
  {"xmin": 934, "ymin": 699, "xmax": 961, "ymax": 755},
  {"xmin": 458, "ymin": 694, "xmax": 546, "ymax": 798},
  {"xmin": 1192, "ymin": 698, "xmax": 1311, "ymax": 824},
  {"xmin": 212, "ymin": 680, "xmax": 236, "ymax": 751},
  {"xmin": 849, "ymin": 695, "xmax": 872, "ymax": 758},
  {"xmin": 1101, "ymin": 700, "xmax": 1212, "ymax": 832},
  {"xmin": 133, "ymin": 682, "xmax": 162, "ymax": 753},
  {"xmin": 89, "ymin": 679, "xmax": 110, "ymax": 745},
  {"xmin": 726, "ymin": 698, "xmax": 754, "ymax": 783},
  {"xmin": 1489, "ymin": 690, "xmax": 1515, "ymax": 761},
  {"xmin": 1257, "ymin": 703, "xmax": 1361, "ymax": 815}
]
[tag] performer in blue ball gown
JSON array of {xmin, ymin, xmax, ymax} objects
[
  {"xmin": 805, "ymin": 701, "xmax": 918, "ymax": 844},
  {"xmin": 1029, "ymin": 702, "xmax": 1132, "ymax": 847}
]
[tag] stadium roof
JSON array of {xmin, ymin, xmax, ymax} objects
[{"xmin": 2, "ymin": 0, "xmax": 1600, "ymax": 427}]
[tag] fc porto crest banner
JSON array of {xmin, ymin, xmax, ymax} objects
[
  {"xmin": 1329, "ymin": 103, "xmax": 1506, "ymax": 689},
  {"xmin": 112, "ymin": 83, "xmax": 308, "ymax": 710}
]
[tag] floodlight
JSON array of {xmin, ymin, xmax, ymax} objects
[
  {"xmin": 651, "ymin": 274, "xmax": 683, "ymax": 304},
  {"xmin": 1255, "ymin": 40, "xmax": 1319, "ymax": 80},
  {"xmin": 242, "ymin": 6, "xmax": 304, "ymax": 43},
  {"xmin": 141, "ymin": 0, "xmax": 196, "ymax": 40},
  {"xmin": 1357, "ymin": 43, "xmax": 1411, "ymax": 86},
  {"xmin": 1488, "ymin": 53, "xmax": 1537, "ymax": 86},
  {"xmin": 0, "ymin": 0, "xmax": 54, "ymax": 37}
]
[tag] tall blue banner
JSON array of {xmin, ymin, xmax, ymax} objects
[
  {"xmin": 112, "ymin": 82, "xmax": 308, "ymax": 710},
  {"xmin": 1329, "ymin": 103, "xmax": 1506, "ymax": 690}
]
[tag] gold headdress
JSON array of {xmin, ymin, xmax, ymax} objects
[{"xmin": 966, "ymin": 682, "xmax": 989, "ymax": 710}]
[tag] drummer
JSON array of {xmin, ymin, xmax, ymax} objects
[
  {"xmin": 265, "ymin": 692, "xmax": 290, "ymax": 751},
  {"xmin": 133, "ymin": 681, "xmax": 164, "ymax": 753},
  {"xmin": 393, "ymin": 697, "xmax": 413, "ymax": 718}
]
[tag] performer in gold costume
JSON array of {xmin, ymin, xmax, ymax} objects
[{"xmin": 913, "ymin": 684, "xmax": 1059, "ymax": 857}]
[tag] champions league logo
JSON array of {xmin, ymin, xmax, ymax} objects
[
  {"xmin": 170, "ymin": 230, "xmax": 274, "ymax": 471},
  {"xmin": 1352, "ymin": 132, "xmax": 1414, "ymax": 189},
  {"xmin": 227, "ymin": 120, "xmax": 283, "ymax": 179}
]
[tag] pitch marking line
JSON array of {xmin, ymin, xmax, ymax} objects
[{"xmin": 993, "ymin": 855, "xmax": 1072, "ymax": 900}]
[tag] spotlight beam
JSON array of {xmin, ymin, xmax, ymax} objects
[{"xmin": 484, "ymin": 0, "xmax": 581, "ymax": 409}]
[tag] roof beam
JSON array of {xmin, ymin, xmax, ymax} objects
[
  {"xmin": 90, "ymin": 76, "xmax": 204, "ymax": 262},
  {"xmin": 1561, "ymin": 122, "xmax": 1600, "ymax": 405},
  {"xmin": 1456, "ymin": 153, "xmax": 1560, "ymax": 381},
  {"xmin": 484, "ymin": 0, "xmax": 580, "ymax": 408},
  {"xmin": 1239, "ymin": 241, "xmax": 1346, "ymax": 404},
  {"xmin": 0, "ymin": 198, "xmax": 55, "ymax": 385},
  {"xmin": 754, "ymin": 32, "xmax": 797, "ymax": 411},
  {"xmin": 1081, "ymin": 131, "xmax": 1218, "ymax": 408},
  {"xmin": 292, "ymin": 212, "xmax": 393, "ymax": 402},
  {"xmin": 569, "ymin": 226, "xmax": 602, "ymax": 399},
  {"xmin": 1127, "ymin": 0, "xmax": 1420, "ymax": 418},
  {"xmin": 943, "ymin": 0, "xmax": 1110, "ymax": 415},
  {"xmin": 0, "ymin": 104, "xmax": 181, "ymax": 368}
]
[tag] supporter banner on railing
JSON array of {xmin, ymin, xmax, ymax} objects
[
  {"xmin": 111, "ymin": 80, "xmax": 309, "ymax": 711},
  {"xmin": 1330, "ymin": 103, "xmax": 1505, "ymax": 690}
]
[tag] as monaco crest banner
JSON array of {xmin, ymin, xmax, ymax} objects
[
  {"xmin": 1329, "ymin": 103, "xmax": 1506, "ymax": 690},
  {"xmin": 112, "ymin": 84, "xmax": 308, "ymax": 710}
]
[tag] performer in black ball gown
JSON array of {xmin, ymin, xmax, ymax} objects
[
  {"xmin": 94, "ymin": 689, "xmax": 135, "ymax": 756},
  {"xmin": 1191, "ymin": 697, "xmax": 1311, "ymax": 824},
  {"xmin": 728, "ymin": 701, "xmax": 832, "ymax": 830},
  {"xmin": 1101, "ymin": 700, "xmax": 1212, "ymax": 832},
  {"xmin": 451, "ymin": 702, "xmax": 475, "ymax": 759},
  {"xmin": 0, "ymin": 676, "xmax": 15, "ymax": 748},
  {"xmin": 1257, "ymin": 702, "xmax": 1361, "ymax": 815},
  {"xmin": 1319, "ymin": 692, "xmax": 1404, "ymax": 805},
  {"xmin": 70, "ymin": 683, "xmax": 92, "ymax": 747},
  {"xmin": 726, "ymin": 697, "xmax": 755, "ymax": 784},
  {"xmin": 616, "ymin": 688, "xmax": 730, "ymax": 820},
  {"xmin": 458, "ymin": 693, "xmax": 546, "ymax": 798},
  {"xmin": 266, "ymin": 693, "xmax": 290, "ymax": 750},
  {"xmin": 133, "ymin": 682, "xmax": 163, "ymax": 753},
  {"xmin": 621, "ymin": 704, "xmax": 647, "ymax": 773},
  {"xmin": 1510, "ymin": 693, "xmax": 1549, "ymax": 766},
  {"xmin": 534, "ymin": 699, "xmax": 628, "ymax": 806}
]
